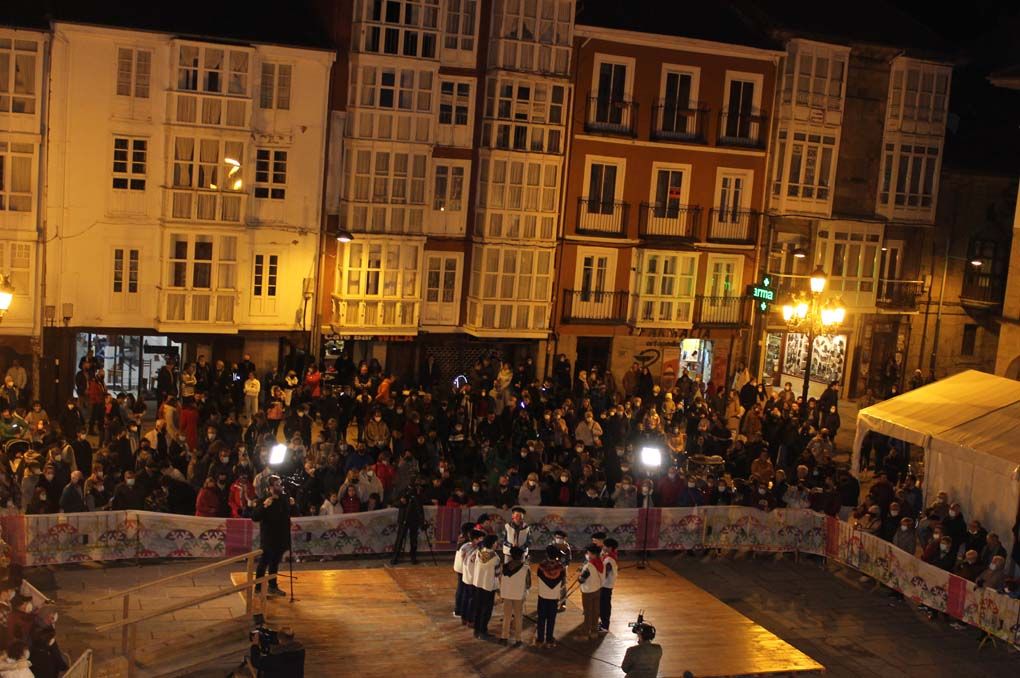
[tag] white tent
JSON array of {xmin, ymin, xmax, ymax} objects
[{"xmin": 852, "ymin": 370, "xmax": 1020, "ymax": 549}]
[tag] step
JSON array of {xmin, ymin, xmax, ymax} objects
[{"xmin": 132, "ymin": 617, "xmax": 251, "ymax": 678}]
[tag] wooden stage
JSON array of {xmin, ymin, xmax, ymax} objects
[{"xmin": 232, "ymin": 562, "xmax": 823, "ymax": 677}]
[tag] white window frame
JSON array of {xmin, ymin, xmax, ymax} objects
[
  {"xmin": 573, "ymin": 246, "xmax": 618, "ymax": 297},
  {"xmin": 422, "ymin": 251, "xmax": 463, "ymax": 326},
  {"xmin": 164, "ymin": 233, "xmax": 238, "ymax": 323},
  {"xmin": 774, "ymin": 128, "xmax": 837, "ymax": 204},
  {"xmin": 116, "ymin": 47, "xmax": 152, "ymax": 99},
  {"xmin": 782, "ymin": 43, "xmax": 847, "ymax": 111},
  {"xmin": 0, "ymin": 241, "xmax": 31, "ymax": 296},
  {"xmin": 634, "ymin": 250, "xmax": 699, "ymax": 327},
  {"xmin": 468, "ymin": 245, "xmax": 552, "ymax": 332},
  {"xmin": 252, "ymin": 253, "xmax": 278, "ymax": 298},
  {"xmin": 345, "ymin": 146, "xmax": 428, "ymax": 234},
  {"xmin": 648, "ymin": 161, "xmax": 692, "ymax": 208},
  {"xmin": 659, "ymin": 63, "xmax": 701, "ymax": 106},
  {"xmin": 0, "ymin": 37, "xmax": 39, "ymax": 114},
  {"xmin": 341, "ymin": 241, "xmax": 421, "ymax": 300},
  {"xmin": 259, "ymin": 62, "xmax": 292, "ymax": 110},
  {"xmin": 483, "ymin": 76, "xmax": 566, "ymax": 154},
  {"xmin": 477, "ymin": 153, "xmax": 559, "ymax": 241},
  {"xmin": 112, "ymin": 247, "xmax": 140, "ymax": 295},
  {"xmin": 704, "ymin": 253, "xmax": 743, "ymax": 297},
  {"xmin": 887, "ymin": 59, "xmax": 950, "ymax": 127},
  {"xmin": 489, "ymin": 0, "xmax": 572, "ymax": 74},
  {"xmin": 582, "ymin": 155, "xmax": 627, "ymax": 204},
  {"xmin": 357, "ymin": 0, "xmax": 440, "ymax": 59},
  {"xmin": 443, "ymin": 0, "xmax": 478, "ymax": 52},
  {"xmin": 438, "ymin": 78, "xmax": 472, "ymax": 127},
  {"xmin": 878, "ymin": 138, "xmax": 941, "ymax": 217},
  {"xmin": 0, "ymin": 141, "xmax": 33, "ymax": 212},
  {"xmin": 714, "ymin": 168, "xmax": 753, "ymax": 212},
  {"xmin": 592, "ymin": 53, "xmax": 636, "ymax": 102},
  {"xmin": 723, "ymin": 70, "xmax": 764, "ymax": 111},
  {"xmin": 814, "ymin": 222, "xmax": 883, "ymax": 307},
  {"xmin": 112, "ymin": 136, "xmax": 148, "ymax": 191},
  {"xmin": 431, "ymin": 160, "xmax": 467, "ymax": 212},
  {"xmin": 254, "ymin": 148, "xmax": 287, "ymax": 200},
  {"xmin": 176, "ymin": 44, "xmax": 250, "ymax": 96},
  {"xmin": 170, "ymin": 137, "xmax": 246, "ymax": 222}
]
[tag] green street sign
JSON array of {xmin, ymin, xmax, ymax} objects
[{"xmin": 747, "ymin": 276, "xmax": 774, "ymax": 313}]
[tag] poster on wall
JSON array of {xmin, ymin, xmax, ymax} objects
[
  {"xmin": 763, "ymin": 333, "xmax": 782, "ymax": 383},
  {"xmin": 782, "ymin": 333, "xmax": 846, "ymax": 384}
]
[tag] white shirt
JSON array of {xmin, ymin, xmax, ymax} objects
[
  {"xmin": 579, "ymin": 559, "xmax": 604, "ymax": 594},
  {"xmin": 602, "ymin": 553, "xmax": 618, "ymax": 589},
  {"xmin": 462, "ymin": 545, "xmax": 480, "ymax": 586},
  {"xmin": 320, "ymin": 499, "xmax": 339, "ymax": 516},
  {"xmin": 472, "ymin": 549, "xmax": 502, "ymax": 592},
  {"xmin": 499, "ymin": 562, "xmax": 531, "ymax": 600}
]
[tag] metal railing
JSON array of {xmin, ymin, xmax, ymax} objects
[
  {"xmin": 585, "ymin": 95, "xmax": 638, "ymax": 136},
  {"xmin": 961, "ymin": 271, "xmax": 1005, "ymax": 305},
  {"xmin": 717, "ymin": 109, "xmax": 767, "ymax": 148},
  {"xmin": 561, "ymin": 289, "xmax": 629, "ymax": 324},
  {"xmin": 876, "ymin": 279, "xmax": 925, "ymax": 309},
  {"xmin": 695, "ymin": 295, "xmax": 749, "ymax": 326},
  {"xmin": 64, "ymin": 650, "xmax": 93, "ymax": 678},
  {"xmin": 576, "ymin": 197, "xmax": 629, "ymax": 237},
  {"xmin": 652, "ymin": 100, "xmax": 708, "ymax": 142},
  {"xmin": 331, "ymin": 297, "xmax": 420, "ymax": 330},
  {"xmin": 638, "ymin": 203, "xmax": 701, "ymax": 240},
  {"xmin": 707, "ymin": 208, "xmax": 760, "ymax": 243}
]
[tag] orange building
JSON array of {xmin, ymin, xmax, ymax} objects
[{"xmin": 554, "ymin": 14, "xmax": 782, "ymax": 393}]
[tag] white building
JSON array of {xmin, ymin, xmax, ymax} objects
[
  {"xmin": 44, "ymin": 22, "xmax": 333, "ymax": 391},
  {"xmin": 0, "ymin": 25, "xmax": 47, "ymax": 391}
]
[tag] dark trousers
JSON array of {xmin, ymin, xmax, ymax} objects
[
  {"xmin": 536, "ymin": 597, "xmax": 558, "ymax": 642},
  {"xmin": 599, "ymin": 587, "xmax": 613, "ymax": 629},
  {"xmin": 392, "ymin": 522, "xmax": 419, "ymax": 561},
  {"xmin": 461, "ymin": 584, "xmax": 476, "ymax": 624},
  {"xmin": 455, "ymin": 574, "xmax": 466, "ymax": 615},
  {"xmin": 473, "ymin": 589, "xmax": 495, "ymax": 636},
  {"xmin": 256, "ymin": 547, "xmax": 284, "ymax": 590}
]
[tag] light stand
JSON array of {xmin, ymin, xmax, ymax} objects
[{"xmin": 637, "ymin": 446, "xmax": 661, "ymax": 570}]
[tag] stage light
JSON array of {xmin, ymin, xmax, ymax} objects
[
  {"xmin": 640, "ymin": 446, "xmax": 662, "ymax": 468},
  {"xmin": 269, "ymin": 443, "xmax": 288, "ymax": 466}
]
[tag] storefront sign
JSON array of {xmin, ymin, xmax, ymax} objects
[{"xmin": 746, "ymin": 276, "xmax": 775, "ymax": 313}]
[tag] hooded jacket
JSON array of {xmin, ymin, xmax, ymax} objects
[
  {"xmin": 500, "ymin": 559, "xmax": 531, "ymax": 600},
  {"xmin": 472, "ymin": 548, "xmax": 502, "ymax": 592},
  {"xmin": 536, "ymin": 559, "xmax": 565, "ymax": 600}
]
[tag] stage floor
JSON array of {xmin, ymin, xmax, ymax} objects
[{"xmin": 232, "ymin": 561, "xmax": 823, "ymax": 677}]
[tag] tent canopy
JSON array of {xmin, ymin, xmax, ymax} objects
[{"xmin": 853, "ymin": 370, "xmax": 1020, "ymax": 549}]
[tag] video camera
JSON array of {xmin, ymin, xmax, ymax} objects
[
  {"xmin": 628, "ymin": 610, "xmax": 656, "ymax": 641},
  {"xmin": 250, "ymin": 613, "xmax": 279, "ymax": 654}
]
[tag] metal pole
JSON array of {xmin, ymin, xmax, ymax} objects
[
  {"xmin": 928, "ymin": 236, "xmax": 951, "ymax": 380},
  {"xmin": 801, "ymin": 328, "xmax": 814, "ymax": 404}
]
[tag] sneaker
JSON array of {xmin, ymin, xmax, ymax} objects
[
  {"xmin": 598, "ymin": 626, "xmax": 609, "ymax": 634},
  {"xmin": 268, "ymin": 588, "xmax": 286, "ymax": 597},
  {"xmin": 546, "ymin": 641, "xmax": 557, "ymax": 648}
]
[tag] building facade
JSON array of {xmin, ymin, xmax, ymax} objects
[
  {"xmin": 41, "ymin": 22, "xmax": 333, "ymax": 399},
  {"xmin": 318, "ymin": 0, "xmax": 575, "ymax": 382},
  {"xmin": 553, "ymin": 23, "xmax": 780, "ymax": 392},
  {"xmin": 759, "ymin": 32, "xmax": 953, "ymax": 399},
  {"xmin": 0, "ymin": 24, "xmax": 48, "ymax": 397}
]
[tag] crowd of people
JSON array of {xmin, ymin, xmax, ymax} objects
[{"xmin": 0, "ymin": 575, "xmax": 67, "ymax": 678}]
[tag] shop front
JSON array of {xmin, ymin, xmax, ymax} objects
[
  {"xmin": 609, "ymin": 332, "xmax": 737, "ymax": 394},
  {"xmin": 762, "ymin": 329, "xmax": 849, "ymax": 399}
]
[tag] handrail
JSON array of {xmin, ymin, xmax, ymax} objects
[
  {"xmin": 91, "ymin": 549, "xmax": 262, "ymax": 602},
  {"xmin": 95, "ymin": 574, "xmax": 276, "ymax": 633},
  {"xmin": 64, "ymin": 649, "xmax": 93, "ymax": 678}
]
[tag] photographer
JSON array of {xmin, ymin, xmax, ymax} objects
[
  {"xmin": 391, "ymin": 484, "xmax": 425, "ymax": 565},
  {"xmin": 252, "ymin": 475, "xmax": 296, "ymax": 597},
  {"xmin": 622, "ymin": 617, "xmax": 662, "ymax": 678}
]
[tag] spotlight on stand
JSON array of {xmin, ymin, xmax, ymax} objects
[
  {"xmin": 637, "ymin": 446, "xmax": 662, "ymax": 570},
  {"xmin": 640, "ymin": 446, "xmax": 662, "ymax": 468},
  {"xmin": 269, "ymin": 443, "xmax": 288, "ymax": 467}
]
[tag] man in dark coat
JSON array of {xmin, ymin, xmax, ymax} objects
[
  {"xmin": 251, "ymin": 475, "xmax": 296, "ymax": 596},
  {"xmin": 818, "ymin": 381, "xmax": 839, "ymax": 415},
  {"xmin": 391, "ymin": 485, "xmax": 426, "ymax": 565},
  {"xmin": 739, "ymin": 377, "xmax": 758, "ymax": 412}
]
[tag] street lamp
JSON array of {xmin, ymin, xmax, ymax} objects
[
  {"xmin": 0, "ymin": 275, "xmax": 14, "ymax": 322},
  {"xmin": 781, "ymin": 267, "xmax": 846, "ymax": 402}
]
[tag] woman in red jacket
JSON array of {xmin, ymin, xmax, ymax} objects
[
  {"xmin": 195, "ymin": 477, "xmax": 221, "ymax": 517},
  {"xmin": 228, "ymin": 470, "xmax": 255, "ymax": 518},
  {"xmin": 340, "ymin": 484, "xmax": 361, "ymax": 513},
  {"xmin": 303, "ymin": 365, "xmax": 322, "ymax": 400}
]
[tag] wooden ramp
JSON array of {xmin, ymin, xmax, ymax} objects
[{"xmin": 233, "ymin": 563, "xmax": 823, "ymax": 678}]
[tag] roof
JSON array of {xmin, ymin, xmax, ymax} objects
[
  {"xmin": 734, "ymin": 0, "xmax": 952, "ymax": 57},
  {"xmin": 575, "ymin": 0, "xmax": 780, "ymax": 51},
  {"xmin": 1, "ymin": 0, "xmax": 335, "ymax": 50}
]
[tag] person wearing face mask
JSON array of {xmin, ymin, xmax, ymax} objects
[
  {"xmin": 893, "ymin": 516, "xmax": 918, "ymax": 556},
  {"xmin": 549, "ymin": 530, "xmax": 573, "ymax": 610},
  {"xmin": 502, "ymin": 507, "xmax": 531, "ymax": 559},
  {"xmin": 955, "ymin": 549, "xmax": 984, "ymax": 582},
  {"xmin": 611, "ymin": 476, "xmax": 637, "ymax": 509},
  {"xmin": 574, "ymin": 410, "xmax": 602, "ymax": 448},
  {"xmin": 466, "ymin": 480, "xmax": 486, "ymax": 506},
  {"xmin": 493, "ymin": 475, "xmax": 516, "ymax": 509},
  {"xmin": 675, "ymin": 474, "xmax": 704, "ymax": 508},
  {"xmin": 577, "ymin": 545, "xmax": 605, "ymax": 640},
  {"xmin": 976, "ymin": 555, "xmax": 1007, "ymax": 592},
  {"xmin": 356, "ymin": 465, "xmax": 384, "ymax": 504},
  {"xmin": 551, "ymin": 470, "xmax": 574, "ymax": 507},
  {"xmin": 363, "ymin": 409, "xmax": 391, "ymax": 452},
  {"xmin": 517, "ymin": 473, "xmax": 542, "ymax": 507},
  {"xmin": 941, "ymin": 502, "xmax": 967, "ymax": 555},
  {"xmin": 879, "ymin": 502, "xmax": 904, "ymax": 542},
  {"xmin": 29, "ymin": 626, "xmax": 68, "ymax": 678},
  {"xmin": 195, "ymin": 476, "xmax": 223, "ymax": 517},
  {"xmin": 58, "ymin": 470, "xmax": 87, "ymax": 514},
  {"xmin": 110, "ymin": 470, "xmax": 145, "ymax": 510}
]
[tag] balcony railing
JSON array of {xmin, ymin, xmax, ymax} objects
[
  {"xmin": 630, "ymin": 293, "xmax": 695, "ymax": 327},
  {"xmin": 652, "ymin": 101, "xmax": 707, "ymax": 142},
  {"xmin": 707, "ymin": 208, "xmax": 759, "ymax": 244},
  {"xmin": 170, "ymin": 190, "xmax": 244, "ymax": 223},
  {"xmin": 638, "ymin": 203, "xmax": 700, "ymax": 240},
  {"xmin": 576, "ymin": 197, "xmax": 628, "ymax": 237},
  {"xmin": 766, "ymin": 273, "xmax": 813, "ymax": 299},
  {"xmin": 960, "ymin": 272, "xmax": 1005, "ymax": 306},
  {"xmin": 717, "ymin": 109, "xmax": 767, "ymax": 148},
  {"xmin": 170, "ymin": 91, "xmax": 249, "ymax": 129},
  {"xmin": 695, "ymin": 296, "xmax": 749, "ymax": 326},
  {"xmin": 561, "ymin": 289, "xmax": 629, "ymax": 324},
  {"xmin": 876, "ymin": 279, "xmax": 925, "ymax": 310},
  {"xmin": 331, "ymin": 297, "xmax": 420, "ymax": 332},
  {"xmin": 585, "ymin": 96, "xmax": 638, "ymax": 136}
]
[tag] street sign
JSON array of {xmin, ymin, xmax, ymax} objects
[{"xmin": 746, "ymin": 276, "xmax": 775, "ymax": 314}]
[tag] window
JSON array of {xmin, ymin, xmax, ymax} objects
[
  {"xmin": 635, "ymin": 251, "xmax": 698, "ymax": 326},
  {"xmin": 113, "ymin": 248, "xmax": 139, "ymax": 294},
  {"xmin": 439, "ymin": 80, "xmax": 470, "ymax": 125},
  {"xmin": 171, "ymin": 137, "xmax": 245, "ymax": 221},
  {"xmin": 253, "ymin": 254, "xmax": 278, "ymax": 297},
  {"xmin": 815, "ymin": 225, "xmax": 882, "ymax": 301},
  {"xmin": 345, "ymin": 148, "xmax": 427, "ymax": 233},
  {"xmin": 433, "ymin": 164, "xmax": 464, "ymax": 211},
  {"xmin": 722, "ymin": 72, "xmax": 763, "ymax": 142},
  {"xmin": 657, "ymin": 67, "xmax": 700, "ymax": 136},
  {"xmin": 782, "ymin": 46, "xmax": 846, "ymax": 109},
  {"xmin": 355, "ymin": 66, "xmax": 433, "ymax": 112},
  {"xmin": 594, "ymin": 58, "xmax": 629, "ymax": 110},
  {"xmin": 468, "ymin": 245, "xmax": 552, "ymax": 331},
  {"xmin": 888, "ymin": 62, "xmax": 949, "ymax": 125},
  {"xmin": 165, "ymin": 234, "xmax": 237, "ymax": 322},
  {"xmin": 0, "ymin": 38, "xmax": 38, "ymax": 114},
  {"xmin": 0, "ymin": 141, "xmax": 33, "ymax": 211},
  {"xmin": 422, "ymin": 253, "xmax": 461, "ymax": 325},
  {"xmin": 961, "ymin": 324, "xmax": 977, "ymax": 357},
  {"xmin": 774, "ymin": 129, "xmax": 836, "ymax": 201},
  {"xmin": 259, "ymin": 63, "xmax": 291, "ymax": 109},
  {"xmin": 359, "ymin": 0, "xmax": 439, "ymax": 59},
  {"xmin": 652, "ymin": 167, "xmax": 687, "ymax": 215},
  {"xmin": 444, "ymin": 0, "xmax": 477, "ymax": 51},
  {"xmin": 116, "ymin": 48, "xmax": 151, "ymax": 98},
  {"xmin": 483, "ymin": 77, "xmax": 564, "ymax": 153},
  {"xmin": 177, "ymin": 45, "xmax": 249, "ymax": 95},
  {"xmin": 716, "ymin": 171, "xmax": 747, "ymax": 219},
  {"xmin": 112, "ymin": 137, "xmax": 147, "ymax": 191},
  {"xmin": 0, "ymin": 241, "xmax": 30, "ymax": 294},
  {"xmin": 343, "ymin": 242, "xmax": 419, "ymax": 298},
  {"xmin": 255, "ymin": 149, "xmax": 287, "ymax": 200},
  {"xmin": 489, "ymin": 0, "xmax": 572, "ymax": 74},
  {"xmin": 586, "ymin": 162, "xmax": 618, "ymax": 213},
  {"xmin": 879, "ymin": 141, "xmax": 939, "ymax": 211},
  {"xmin": 476, "ymin": 155, "xmax": 559, "ymax": 240}
]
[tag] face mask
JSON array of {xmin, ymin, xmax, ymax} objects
[
  {"xmin": 940, "ymin": 544, "xmax": 949, "ymax": 553},
  {"xmin": 45, "ymin": 474, "xmax": 54, "ymax": 481},
  {"xmin": 933, "ymin": 533, "xmax": 942, "ymax": 541},
  {"xmin": 900, "ymin": 525, "xmax": 909, "ymax": 531},
  {"xmin": 208, "ymin": 434, "xmax": 217, "ymax": 441},
  {"xmin": 560, "ymin": 476, "xmax": 568, "ymax": 483},
  {"xmin": 472, "ymin": 485, "xmax": 480, "ymax": 492},
  {"xmin": 587, "ymin": 493, "xmax": 598, "ymax": 499},
  {"xmin": 890, "ymin": 511, "xmax": 899, "ymax": 517},
  {"xmin": 366, "ymin": 470, "xmax": 374, "ymax": 477},
  {"xmin": 396, "ymin": 409, "xmax": 403, "ymax": 415},
  {"xmin": 39, "ymin": 495, "xmax": 47, "ymax": 502},
  {"xmin": 374, "ymin": 417, "xmax": 382, "ymax": 422},
  {"xmin": 621, "ymin": 484, "xmax": 631, "ymax": 491},
  {"xmin": 528, "ymin": 481, "xmax": 536, "ymax": 489},
  {"xmin": 554, "ymin": 537, "xmax": 564, "ymax": 544},
  {"xmin": 990, "ymin": 563, "xmax": 999, "ymax": 570},
  {"xmin": 126, "ymin": 479, "xmax": 135, "ymax": 487},
  {"xmin": 220, "ymin": 457, "xmax": 229, "ymax": 464},
  {"xmin": 949, "ymin": 510, "xmax": 958, "ymax": 518},
  {"xmin": 717, "ymin": 485, "xmax": 726, "ymax": 492},
  {"xmin": 620, "ymin": 466, "xmax": 630, "ymax": 473},
  {"xmin": 968, "ymin": 529, "xmax": 977, "ymax": 535}
]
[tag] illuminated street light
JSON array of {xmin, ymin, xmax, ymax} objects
[
  {"xmin": 970, "ymin": 259, "xmax": 982, "ymax": 267},
  {"xmin": 0, "ymin": 275, "xmax": 14, "ymax": 321},
  {"xmin": 782, "ymin": 268, "xmax": 845, "ymax": 402},
  {"xmin": 809, "ymin": 266, "xmax": 828, "ymax": 294},
  {"xmin": 335, "ymin": 229, "xmax": 354, "ymax": 243}
]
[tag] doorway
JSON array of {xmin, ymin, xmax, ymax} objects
[{"xmin": 575, "ymin": 337, "xmax": 613, "ymax": 377}]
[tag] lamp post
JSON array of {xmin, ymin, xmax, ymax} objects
[
  {"xmin": 781, "ymin": 266, "xmax": 846, "ymax": 403},
  {"xmin": 0, "ymin": 275, "xmax": 14, "ymax": 322}
]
